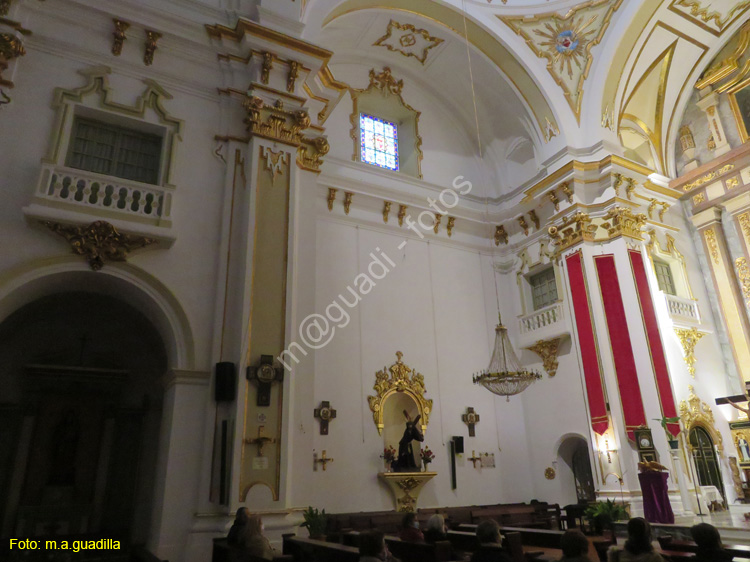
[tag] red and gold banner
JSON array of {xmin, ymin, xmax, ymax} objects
[
  {"xmin": 629, "ymin": 250, "xmax": 680, "ymax": 436},
  {"xmin": 594, "ymin": 254, "xmax": 647, "ymax": 440},
  {"xmin": 566, "ymin": 252, "xmax": 609, "ymax": 435}
]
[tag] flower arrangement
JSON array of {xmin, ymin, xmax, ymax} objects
[
  {"xmin": 420, "ymin": 447, "xmax": 435, "ymax": 465},
  {"xmin": 380, "ymin": 445, "xmax": 397, "ymax": 463}
]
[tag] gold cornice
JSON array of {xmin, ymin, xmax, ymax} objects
[
  {"xmin": 601, "ymin": 206, "xmax": 647, "ymax": 240},
  {"xmin": 669, "ymin": 0, "xmax": 750, "ymax": 37},
  {"xmin": 697, "ymin": 21, "xmax": 750, "ymax": 89},
  {"xmin": 243, "ymin": 96, "xmax": 310, "ymax": 146},
  {"xmin": 527, "ymin": 337, "xmax": 563, "ymax": 377},
  {"xmin": 297, "ymin": 136, "xmax": 330, "ymax": 173},
  {"xmin": 548, "ymin": 211, "xmax": 597, "ymax": 252}
]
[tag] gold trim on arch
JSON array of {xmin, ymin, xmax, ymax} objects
[
  {"xmin": 680, "ymin": 385, "xmax": 724, "ymax": 455},
  {"xmin": 668, "ymin": 0, "xmax": 750, "ymax": 37},
  {"xmin": 368, "ymin": 351, "xmax": 432, "ymax": 435}
]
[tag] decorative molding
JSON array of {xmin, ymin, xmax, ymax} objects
[
  {"xmin": 433, "ymin": 213, "xmax": 442, "ymax": 234},
  {"xmin": 343, "ymin": 191, "xmax": 353, "ymax": 215},
  {"xmin": 495, "ymin": 225, "xmax": 508, "ymax": 246},
  {"xmin": 545, "ymin": 467, "xmax": 556, "ymax": 480},
  {"xmin": 561, "ymin": 182, "xmax": 574, "ymax": 203},
  {"xmin": 669, "ymin": 0, "xmax": 750, "ymax": 35},
  {"xmin": 548, "ymin": 211, "xmax": 596, "ymax": 252},
  {"xmin": 261, "ymin": 51, "xmax": 273, "ymax": 84},
  {"xmin": 111, "ymin": 19, "xmax": 130, "ymax": 57},
  {"xmin": 243, "ymin": 96, "xmax": 310, "ymax": 145},
  {"xmin": 447, "ymin": 216, "xmax": 455, "ymax": 237},
  {"xmin": 601, "ymin": 205, "xmax": 647, "ymax": 241},
  {"xmin": 499, "ymin": 0, "xmax": 623, "ymax": 121},
  {"xmin": 296, "ymin": 136, "xmax": 329, "ymax": 173},
  {"xmin": 398, "ymin": 204, "xmax": 407, "ymax": 227},
  {"xmin": 548, "ymin": 191, "xmax": 560, "ymax": 211},
  {"xmin": 41, "ymin": 220, "xmax": 156, "ymax": 270},
  {"xmin": 529, "ymin": 210, "xmax": 540, "ymax": 230},
  {"xmin": 544, "ymin": 117, "xmax": 560, "ymax": 142},
  {"xmin": 144, "ymin": 30, "xmax": 161, "ymax": 66},
  {"xmin": 736, "ymin": 257, "xmax": 750, "ymax": 309},
  {"xmin": 682, "ymin": 164, "xmax": 734, "ymax": 192},
  {"xmin": 261, "ymin": 147, "xmax": 289, "ymax": 183},
  {"xmin": 704, "ymin": 228, "xmax": 720, "ymax": 264},
  {"xmin": 739, "ymin": 213, "xmax": 750, "ymax": 244},
  {"xmin": 287, "ymin": 60, "xmax": 300, "ymax": 93},
  {"xmin": 0, "ymin": 0, "xmax": 10, "ymax": 16},
  {"xmin": 527, "ymin": 337, "xmax": 562, "ymax": 377},
  {"xmin": 0, "ymin": 31, "xmax": 26, "ymax": 87},
  {"xmin": 674, "ymin": 327, "xmax": 705, "ymax": 377},
  {"xmin": 373, "ymin": 19, "xmax": 444, "ymax": 65},
  {"xmin": 680, "ymin": 384, "xmax": 723, "ymax": 453},
  {"xmin": 646, "ymin": 198, "xmax": 670, "ymax": 222},
  {"xmin": 368, "ymin": 351, "xmax": 432, "ymax": 436},
  {"xmin": 327, "ymin": 188, "xmax": 336, "ymax": 211},
  {"xmin": 518, "ymin": 215, "xmax": 529, "ymax": 236},
  {"xmin": 383, "ymin": 201, "xmax": 391, "ymax": 223},
  {"xmin": 693, "ymin": 192, "xmax": 706, "ymax": 205}
]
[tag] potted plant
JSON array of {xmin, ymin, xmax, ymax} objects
[
  {"xmin": 584, "ymin": 499, "xmax": 629, "ymax": 536},
  {"xmin": 420, "ymin": 446, "xmax": 435, "ymax": 471},
  {"xmin": 653, "ymin": 416, "xmax": 681, "ymax": 449},
  {"xmin": 380, "ymin": 445, "xmax": 397, "ymax": 472},
  {"xmin": 300, "ymin": 506, "xmax": 328, "ymax": 540}
]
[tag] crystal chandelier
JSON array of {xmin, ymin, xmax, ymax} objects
[{"xmin": 473, "ymin": 317, "xmax": 541, "ymax": 401}]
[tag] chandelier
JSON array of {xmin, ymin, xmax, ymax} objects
[{"xmin": 473, "ymin": 317, "xmax": 541, "ymax": 401}]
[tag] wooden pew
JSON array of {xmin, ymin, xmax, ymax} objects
[
  {"xmin": 385, "ymin": 536, "xmax": 453, "ymax": 562},
  {"xmin": 658, "ymin": 535, "xmax": 750, "ymax": 559},
  {"xmin": 213, "ymin": 538, "xmax": 293, "ymax": 562},
  {"xmin": 282, "ymin": 535, "xmax": 360, "ymax": 562}
]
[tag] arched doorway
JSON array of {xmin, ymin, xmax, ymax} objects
[
  {"xmin": 557, "ymin": 436, "xmax": 596, "ymax": 505},
  {"xmin": 689, "ymin": 426, "xmax": 725, "ymax": 500},
  {"xmin": 0, "ymin": 292, "xmax": 167, "ymax": 544}
]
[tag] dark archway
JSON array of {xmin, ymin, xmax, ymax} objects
[
  {"xmin": 0, "ymin": 292, "xmax": 167, "ymax": 545},
  {"xmin": 689, "ymin": 426, "xmax": 725, "ymax": 501}
]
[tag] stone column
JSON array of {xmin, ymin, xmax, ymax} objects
[{"xmin": 697, "ymin": 91, "xmax": 732, "ymax": 157}]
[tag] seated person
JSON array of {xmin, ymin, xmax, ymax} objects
[
  {"xmin": 691, "ymin": 522, "xmax": 732, "ymax": 562},
  {"xmin": 423, "ymin": 514, "xmax": 448, "ymax": 543},
  {"xmin": 231, "ymin": 513, "xmax": 277, "ymax": 561},
  {"xmin": 228, "ymin": 507, "xmax": 250, "ymax": 546},
  {"xmin": 471, "ymin": 520, "xmax": 512, "ymax": 562},
  {"xmin": 359, "ymin": 530, "xmax": 400, "ymax": 562},
  {"xmin": 398, "ymin": 512, "xmax": 424, "ymax": 542},
  {"xmin": 559, "ymin": 530, "xmax": 592, "ymax": 562},
  {"xmin": 607, "ymin": 518, "xmax": 664, "ymax": 562}
]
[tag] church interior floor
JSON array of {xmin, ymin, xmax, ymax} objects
[{"xmin": 671, "ymin": 504, "xmax": 750, "ymax": 542}]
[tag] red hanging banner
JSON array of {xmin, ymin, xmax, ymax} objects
[
  {"xmin": 565, "ymin": 252, "xmax": 609, "ymax": 435},
  {"xmin": 629, "ymin": 249, "xmax": 680, "ymax": 437},
  {"xmin": 594, "ymin": 254, "xmax": 647, "ymax": 440}
]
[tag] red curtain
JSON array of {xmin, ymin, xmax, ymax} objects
[
  {"xmin": 566, "ymin": 252, "xmax": 609, "ymax": 435},
  {"xmin": 595, "ymin": 254, "xmax": 647, "ymax": 440}
]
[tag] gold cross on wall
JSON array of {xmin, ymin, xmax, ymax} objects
[
  {"xmin": 468, "ymin": 450, "xmax": 482, "ymax": 469},
  {"xmin": 244, "ymin": 425, "xmax": 276, "ymax": 457},
  {"xmin": 314, "ymin": 450, "xmax": 334, "ymax": 471}
]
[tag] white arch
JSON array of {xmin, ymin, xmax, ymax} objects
[{"xmin": 0, "ymin": 256, "xmax": 195, "ymax": 369}]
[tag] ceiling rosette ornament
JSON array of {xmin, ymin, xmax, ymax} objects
[
  {"xmin": 373, "ymin": 20, "xmax": 444, "ymax": 65},
  {"xmin": 499, "ymin": 0, "xmax": 623, "ymax": 121}
]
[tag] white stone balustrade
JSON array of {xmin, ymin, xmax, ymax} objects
[
  {"xmin": 519, "ymin": 302, "xmax": 564, "ymax": 334},
  {"xmin": 664, "ymin": 293, "xmax": 701, "ymax": 325},
  {"xmin": 34, "ymin": 163, "xmax": 172, "ymax": 225}
]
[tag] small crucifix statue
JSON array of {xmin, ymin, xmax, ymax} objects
[
  {"xmin": 462, "ymin": 407, "xmax": 480, "ymax": 437},
  {"xmin": 244, "ymin": 425, "xmax": 276, "ymax": 457},
  {"xmin": 468, "ymin": 450, "xmax": 482, "ymax": 469},
  {"xmin": 314, "ymin": 450, "xmax": 334, "ymax": 471},
  {"xmin": 313, "ymin": 401, "xmax": 337, "ymax": 435}
]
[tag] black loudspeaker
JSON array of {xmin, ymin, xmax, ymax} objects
[
  {"xmin": 215, "ymin": 362, "xmax": 237, "ymax": 402},
  {"xmin": 453, "ymin": 436, "xmax": 464, "ymax": 454}
]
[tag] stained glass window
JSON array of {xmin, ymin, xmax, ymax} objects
[{"xmin": 360, "ymin": 113, "xmax": 399, "ymax": 171}]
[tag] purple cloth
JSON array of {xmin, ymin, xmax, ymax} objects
[{"xmin": 639, "ymin": 471, "xmax": 674, "ymax": 524}]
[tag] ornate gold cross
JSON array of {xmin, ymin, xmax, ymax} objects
[
  {"xmin": 244, "ymin": 425, "xmax": 276, "ymax": 457},
  {"xmin": 313, "ymin": 401, "xmax": 337, "ymax": 435},
  {"xmin": 468, "ymin": 450, "xmax": 482, "ymax": 469},
  {"xmin": 314, "ymin": 450, "xmax": 334, "ymax": 471},
  {"xmin": 462, "ymin": 407, "xmax": 480, "ymax": 437}
]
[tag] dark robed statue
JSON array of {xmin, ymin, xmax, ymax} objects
[{"xmin": 393, "ymin": 410, "xmax": 424, "ymax": 472}]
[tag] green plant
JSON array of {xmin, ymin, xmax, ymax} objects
[
  {"xmin": 584, "ymin": 499, "xmax": 628, "ymax": 534},
  {"xmin": 653, "ymin": 416, "xmax": 681, "ymax": 438},
  {"xmin": 300, "ymin": 506, "xmax": 328, "ymax": 538}
]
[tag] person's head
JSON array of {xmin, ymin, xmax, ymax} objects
[
  {"xmin": 234, "ymin": 507, "xmax": 250, "ymax": 525},
  {"xmin": 476, "ymin": 519, "xmax": 501, "ymax": 544},
  {"xmin": 360, "ymin": 530, "xmax": 387, "ymax": 559},
  {"xmin": 560, "ymin": 530, "xmax": 589, "ymax": 557},
  {"xmin": 246, "ymin": 514, "xmax": 264, "ymax": 536},
  {"xmin": 624, "ymin": 517, "xmax": 653, "ymax": 555},
  {"xmin": 402, "ymin": 511, "xmax": 419, "ymax": 530},
  {"xmin": 426, "ymin": 514, "xmax": 446, "ymax": 533},
  {"xmin": 691, "ymin": 523, "xmax": 722, "ymax": 550}
]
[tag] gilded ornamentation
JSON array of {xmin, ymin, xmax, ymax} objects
[
  {"xmin": 499, "ymin": 0, "xmax": 624, "ymax": 121},
  {"xmin": 495, "ymin": 225, "xmax": 508, "ymax": 246},
  {"xmin": 727, "ymin": 177, "xmax": 740, "ymax": 189},
  {"xmin": 261, "ymin": 147, "xmax": 288, "ymax": 183},
  {"xmin": 613, "ymin": 173, "xmax": 636, "ymax": 199},
  {"xmin": 682, "ymin": 164, "xmax": 734, "ymax": 192},
  {"xmin": 548, "ymin": 191, "xmax": 560, "ymax": 211},
  {"xmin": 296, "ymin": 136, "xmax": 329, "ymax": 173},
  {"xmin": 433, "ymin": 213, "xmax": 442, "ymax": 234},
  {"xmin": 674, "ymin": 328, "xmax": 705, "ymax": 377},
  {"xmin": 447, "ymin": 216, "xmax": 455, "ymax": 237},
  {"xmin": 0, "ymin": 33, "xmax": 25, "ymax": 60},
  {"xmin": 368, "ymin": 67, "xmax": 403, "ymax": 96},
  {"xmin": 736, "ymin": 257, "xmax": 750, "ymax": 309},
  {"xmin": 708, "ymin": 135, "xmax": 717, "ymax": 151},
  {"xmin": 544, "ymin": 467, "xmax": 556, "ymax": 480},
  {"xmin": 378, "ymin": 472, "xmax": 436, "ymax": 512},
  {"xmin": 143, "ymin": 30, "xmax": 161, "ymax": 66},
  {"xmin": 704, "ymin": 228, "xmax": 720, "ymax": 265},
  {"xmin": 693, "ymin": 193, "xmax": 706, "ymax": 205},
  {"xmin": 680, "ymin": 385, "xmax": 723, "ymax": 453},
  {"xmin": 544, "ymin": 117, "xmax": 560, "ymax": 142},
  {"xmin": 0, "ymin": 0, "xmax": 9, "ymax": 16},
  {"xmin": 625, "ymin": 177, "xmax": 637, "ymax": 200},
  {"xmin": 373, "ymin": 20, "xmax": 444, "ymax": 65},
  {"xmin": 561, "ymin": 182, "xmax": 573, "ymax": 203},
  {"xmin": 383, "ymin": 201, "xmax": 391, "ymax": 224},
  {"xmin": 398, "ymin": 204, "xmax": 407, "ymax": 227},
  {"xmin": 42, "ymin": 220, "xmax": 156, "ymax": 271},
  {"xmin": 343, "ymin": 192, "xmax": 353, "ymax": 215},
  {"xmin": 261, "ymin": 52, "xmax": 273, "ymax": 85},
  {"xmin": 243, "ymin": 96, "xmax": 310, "ymax": 145},
  {"xmin": 287, "ymin": 60, "xmax": 300, "ymax": 93},
  {"xmin": 601, "ymin": 206, "xmax": 647, "ymax": 240},
  {"xmin": 327, "ymin": 188, "xmax": 336, "ymax": 212},
  {"xmin": 670, "ymin": 0, "xmax": 750, "ymax": 33},
  {"xmin": 518, "ymin": 216, "xmax": 529, "ymax": 236},
  {"xmin": 680, "ymin": 125, "xmax": 696, "ymax": 152},
  {"xmin": 739, "ymin": 213, "xmax": 750, "ymax": 245},
  {"xmin": 368, "ymin": 351, "xmax": 432, "ymax": 436},
  {"xmin": 527, "ymin": 338, "xmax": 562, "ymax": 377},
  {"xmin": 529, "ymin": 210, "xmax": 540, "ymax": 230},
  {"xmin": 548, "ymin": 211, "xmax": 597, "ymax": 251},
  {"xmin": 646, "ymin": 199, "xmax": 670, "ymax": 222},
  {"xmin": 112, "ymin": 19, "xmax": 130, "ymax": 56},
  {"xmin": 602, "ymin": 105, "xmax": 614, "ymax": 131}
]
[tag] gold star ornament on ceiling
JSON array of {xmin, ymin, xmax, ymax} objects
[
  {"xmin": 373, "ymin": 20, "xmax": 444, "ymax": 65},
  {"xmin": 499, "ymin": 0, "xmax": 623, "ymax": 122}
]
